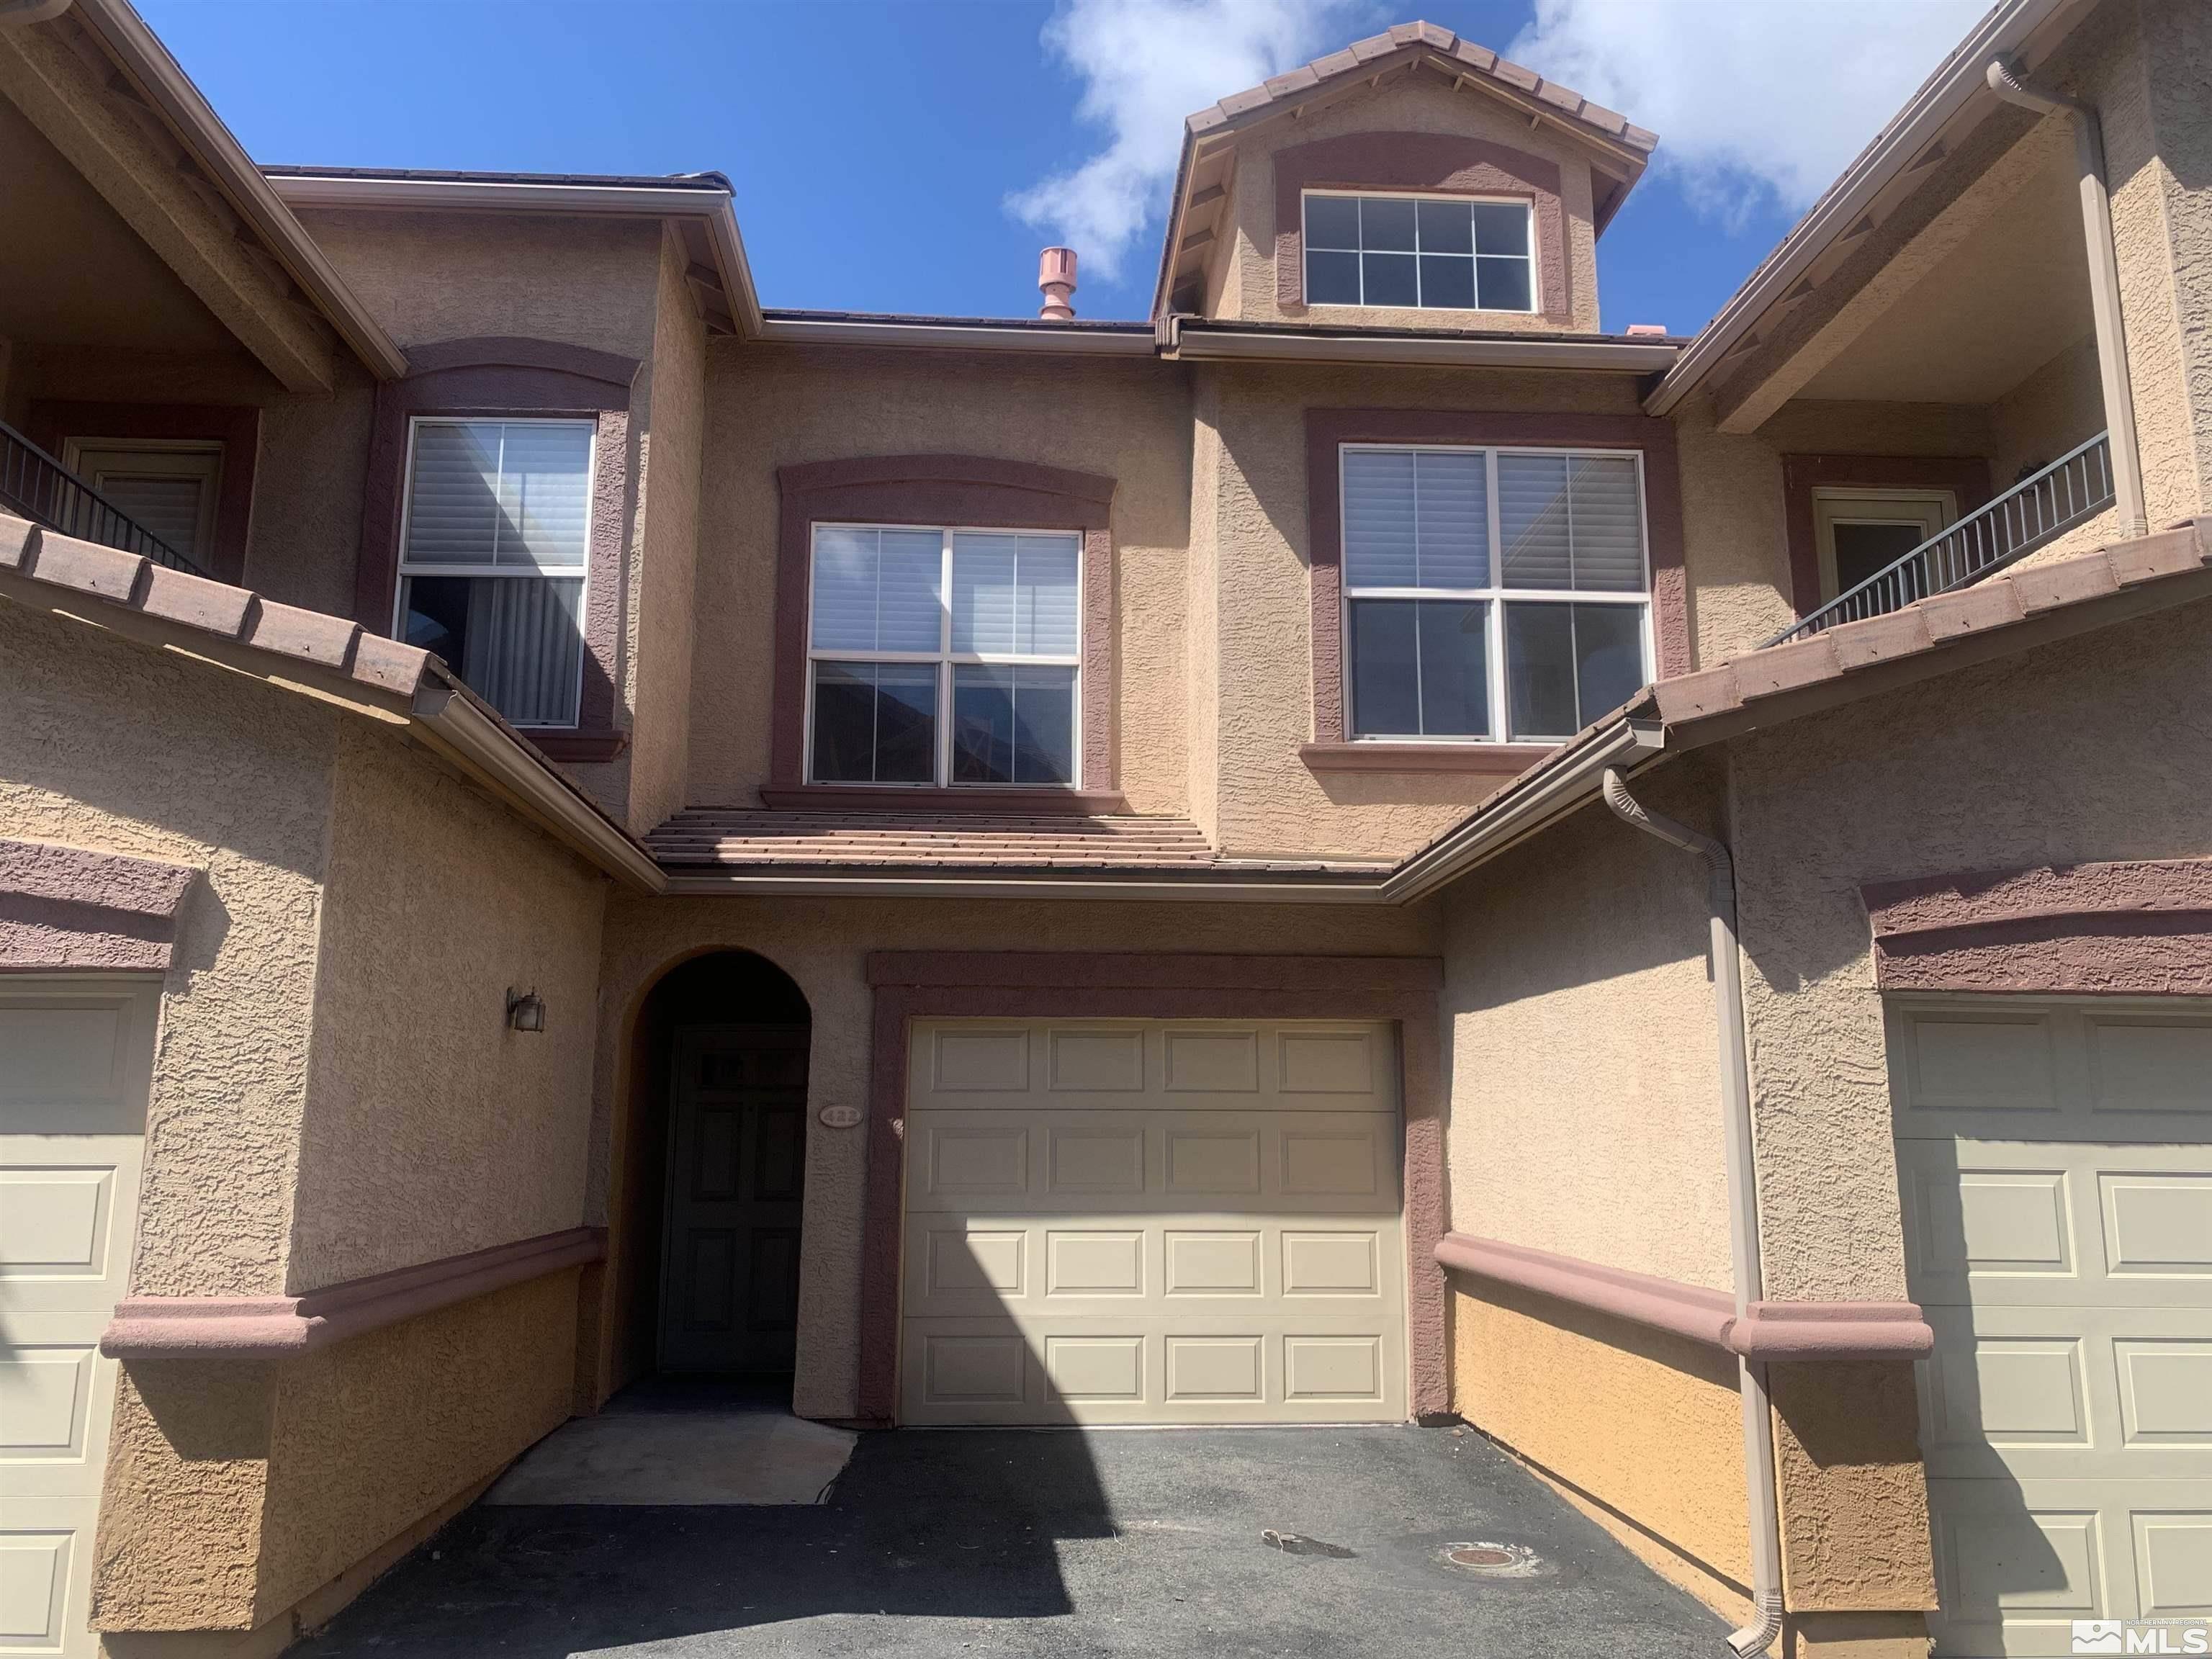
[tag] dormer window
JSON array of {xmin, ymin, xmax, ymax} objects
[{"xmin": 1303, "ymin": 192, "xmax": 1534, "ymax": 313}]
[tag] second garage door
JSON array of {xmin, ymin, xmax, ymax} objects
[{"xmin": 900, "ymin": 1019, "xmax": 1406, "ymax": 1425}]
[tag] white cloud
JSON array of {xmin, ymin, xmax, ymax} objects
[
  {"xmin": 1508, "ymin": 0, "xmax": 1984, "ymax": 225},
  {"xmin": 1009, "ymin": 0, "xmax": 1372, "ymax": 284}
]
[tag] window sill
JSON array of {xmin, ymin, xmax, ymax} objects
[
  {"xmin": 760, "ymin": 785, "xmax": 1130, "ymax": 815},
  {"xmin": 1299, "ymin": 742, "xmax": 1555, "ymax": 775},
  {"xmin": 528, "ymin": 730, "xmax": 630, "ymax": 763}
]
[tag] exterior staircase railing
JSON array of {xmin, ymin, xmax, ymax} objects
[
  {"xmin": 1763, "ymin": 430, "xmax": 2115, "ymax": 647},
  {"xmin": 0, "ymin": 418, "xmax": 208, "ymax": 578}
]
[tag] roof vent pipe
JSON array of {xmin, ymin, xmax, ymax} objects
[{"xmin": 1038, "ymin": 248, "xmax": 1077, "ymax": 321}]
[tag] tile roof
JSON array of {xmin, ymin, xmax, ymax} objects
[
  {"xmin": 647, "ymin": 810, "xmax": 1391, "ymax": 877},
  {"xmin": 1187, "ymin": 20, "xmax": 1658, "ymax": 154},
  {"xmin": 1645, "ymin": 520, "xmax": 2212, "ymax": 733}
]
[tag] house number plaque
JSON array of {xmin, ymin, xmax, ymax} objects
[{"xmin": 817, "ymin": 1105, "xmax": 863, "ymax": 1129}]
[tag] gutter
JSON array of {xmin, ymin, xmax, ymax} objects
[
  {"xmin": 1599, "ymin": 770, "xmax": 1784, "ymax": 1658},
  {"xmin": 658, "ymin": 868, "xmax": 1392, "ymax": 903},
  {"xmin": 1162, "ymin": 315, "xmax": 1681, "ymax": 373},
  {"xmin": 409, "ymin": 673, "xmax": 665, "ymax": 894},
  {"xmin": 755, "ymin": 313, "xmax": 1156, "ymax": 357},
  {"xmin": 1644, "ymin": 0, "xmax": 2069, "ymax": 417},
  {"xmin": 1984, "ymin": 58, "xmax": 2147, "ymax": 539},
  {"xmin": 1382, "ymin": 716, "xmax": 1664, "ymax": 903},
  {"xmin": 67, "ymin": 0, "xmax": 410, "ymax": 381},
  {"xmin": 264, "ymin": 171, "xmax": 766, "ymax": 337}
]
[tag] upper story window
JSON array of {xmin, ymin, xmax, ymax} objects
[
  {"xmin": 1304, "ymin": 192, "xmax": 1534, "ymax": 313},
  {"xmin": 1341, "ymin": 444, "xmax": 1649, "ymax": 743},
  {"xmin": 807, "ymin": 524, "xmax": 1081, "ymax": 786},
  {"xmin": 395, "ymin": 417, "xmax": 593, "ymax": 728}
]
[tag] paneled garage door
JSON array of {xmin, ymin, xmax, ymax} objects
[
  {"xmin": 0, "ymin": 978, "xmax": 157, "ymax": 1659},
  {"xmin": 1890, "ymin": 998, "xmax": 2212, "ymax": 1657},
  {"xmin": 900, "ymin": 1020, "xmax": 1406, "ymax": 1425}
]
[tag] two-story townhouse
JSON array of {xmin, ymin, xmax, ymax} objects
[{"xmin": 2, "ymin": 0, "xmax": 2208, "ymax": 1655}]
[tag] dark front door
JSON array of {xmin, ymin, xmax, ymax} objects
[{"xmin": 657, "ymin": 1025, "xmax": 809, "ymax": 1373}]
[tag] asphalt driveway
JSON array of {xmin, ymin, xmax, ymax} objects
[{"xmin": 293, "ymin": 1423, "xmax": 1727, "ymax": 1658}]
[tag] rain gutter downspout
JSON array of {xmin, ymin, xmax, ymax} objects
[
  {"xmin": 1601, "ymin": 770, "xmax": 1784, "ymax": 1659},
  {"xmin": 1985, "ymin": 58, "xmax": 2148, "ymax": 539}
]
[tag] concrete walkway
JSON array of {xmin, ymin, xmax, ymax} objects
[{"xmin": 293, "ymin": 1422, "xmax": 1727, "ymax": 1658}]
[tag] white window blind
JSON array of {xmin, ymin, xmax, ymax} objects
[{"xmin": 395, "ymin": 418, "xmax": 594, "ymax": 727}]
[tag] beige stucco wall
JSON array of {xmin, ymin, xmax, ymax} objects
[
  {"xmin": 0, "ymin": 602, "xmax": 331, "ymax": 1298},
  {"xmin": 286, "ymin": 719, "xmax": 608, "ymax": 1290},
  {"xmin": 1439, "ymin": 759, "xmax": 1733, "ymax": 1287},
  {"xmin": 686, "ymin": 341, "xmax": 1195, "ymax": 814},
  {"xmin": 1990, "ymin": 333, "xmax": 2105, "ymax": 487},
  {"xmin": 296, "ymin": 209, "xmax": 663, "ymax": 360},
  {"xmin": 1675, "ymin": 395, "xmax": 1797, "ymax": 665},
  {"xmin": 94, "ymin": 1269, "xmax": 578, "ymax": 1635},
  {"xmin": 1195, "ymin": 359, "xmax": 1664, "ymax": 860},
  {"xmin": 614, "ymin": 228, "xmax": 709, "ymax": 835},
  {"xmin": 1727, "ymin": 591, "xmax": 2212, "ymax": 1306},
  {"xmin": 588, "ymin": 893, "xmax": 1440, "ymax": 1419},
  {"xmin": 1218, "ymin": 70, "xmax": 1605, "ymax": 334}
]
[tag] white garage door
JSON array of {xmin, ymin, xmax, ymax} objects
[
  {"xmin": 1890, "ymin": 998, "xmax": 2212, "ymax": 1658},
  {"xmin": 0, "ymin": 978, "xmax": 156, "ymax": 1659},
  {"xmin": 900, "ymin": 1020, "xmax": 1406, "ymax": 1425}
]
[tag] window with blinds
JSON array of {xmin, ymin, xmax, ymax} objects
[
  {"xmin": 808, "ymin": 524, "xmax": 1082, "ymax": 787},
  {"xmin": 1340, "ymin": 444, "xmax": 1649, "ymax": 743},
  {"xmin": 395, "ymin": 418, "xmax": 593, "ymax": 728}
]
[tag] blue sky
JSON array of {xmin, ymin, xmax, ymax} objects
[{"xmin": 140, "ymin": 0, "xmax": 1982, "ymax": 335}]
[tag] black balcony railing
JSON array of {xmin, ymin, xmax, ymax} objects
[
  {"xmin": 1763, "ymin": 431, "xmax": 2116, "ymax": 648},
  {"xmin": 0, "ymin": 418, "xmax": 208, "ymax": 578}
]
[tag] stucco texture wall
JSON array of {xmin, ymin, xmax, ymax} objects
[
  {"xmin": 1195, "ymin": 359, "xmax": 1664, "ymax": 860},
  {"xmin": 295, "ymin": 209, "xmax": 664, "ymax": 360},
  {"xmin": 1727, "ymin": 593, "xmax": 2212, "ymax": 1306},
  {"xmin": 613, "ymin": 227, "xmax": 709, "ymax": 835},
  {"xmin": 94, "ymin": 1270, "xmax": 578, "ymax": 1635},
  {"xmin": 286, "ymin": 719, "xmax": 608, "ymax": 1290},
  {"xmin": 0, "ymin": 603, "xmax": 331, "ymax": 1298},
  {"xmin": 687, "ymin": 341, "xmax": 1195, "ymax": 816},
  {"xmin": 1439, "ymin": 760, "xmax": 1733, "ymax": 1288},
  {"xmin": 587, "ymin": 893, "xmax": 1439, "ymax": 1419},
  {"xmin": 1220, "ymin": 70, "xmax": 1605, "ymax": 334}
]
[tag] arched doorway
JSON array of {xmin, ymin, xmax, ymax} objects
[{"xmin": 614, "ymin": 951, "xmax": 812, "ymax": 1395}]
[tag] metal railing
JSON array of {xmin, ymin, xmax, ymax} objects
[
  {"xmin": 1763, "ymin": 431, "xmax": 2115, "ymax": 647},
  {"xmin": 0, "ymin": 418, "xmax": 207, "ymax": 577}
]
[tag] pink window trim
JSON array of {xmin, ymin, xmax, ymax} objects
[
  {"xmin": 355, "ymin": 337, "xmax": 641, "ymax": 741},
  {"xmin": 1273, "ymin": 132, "xmax": 1573, "ymax": 323},
  {"xmin": 853, "ymin": 950, "xmax": 1449, "ymax": 1427},
  {"xmin": 0, "ymin": 836, "xmax": 197, "ymax": 972},
  {"xmin": 770, "ymin": 455, "xmax": 1118, "ymax": 804},
  {"xmin": 1303, "ymin": 408, "xmax": 1690, "ymax": 750},
  {"xmin": 1862, "ymin": 858, "xmax": 2212, "ymax": 995}
]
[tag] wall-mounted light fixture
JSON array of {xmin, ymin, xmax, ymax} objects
[{"xmin": 505, "ymin": 987, "xmax": 547, "ymax": 1033}]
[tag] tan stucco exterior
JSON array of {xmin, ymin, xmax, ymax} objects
[{"xmin": 1210, "ymin": 71, "xmax": 1607, "ymax": 335}]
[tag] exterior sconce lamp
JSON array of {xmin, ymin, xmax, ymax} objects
[{"xmin": 505, "ymin": 988, "xmax": 547, "ymax": 1033}]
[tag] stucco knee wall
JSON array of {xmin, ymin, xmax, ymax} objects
[
  {"xmin": 1452, "ymin": 1282, "xmax": 1751, "ymax": 1606},
  {"xmin": 93, "ymin": 1269, "xmax": 580, "ymax": 1635},
  {"xmin": 589, "ymin": 894, "xmax": 1441, "ymax": 1419},
  {"xmin": 1440, "ymin": 756, "xmax": 1734, "ymax": 1290}
]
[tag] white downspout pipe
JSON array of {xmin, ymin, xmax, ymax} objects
[
  {"xmin": 1985, "ymin": 58, "xmax": 2148, "ymax": 539},
  {"xmin": 1602, "ymin": 770, "xmax": 1785, "ymax": 1658}
]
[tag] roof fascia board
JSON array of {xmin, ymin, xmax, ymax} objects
[
  {"xmin": 264, "ymin": 172, "xmax": 766, "ymax": 337},
  {"xmin": 1164, "ymin": 319, "xmax": 1678, "ymax": 372},
  {"xmin": 754, "ymin": 315, "xmax": 1156, "ymax": 357},
  {"xmin": 1645, "ymin": 0, "xmax": 2069, "ymax": 416},
  {"xmin": 658, "ymin": 871, "xmax": 1392, "ymax": 902},
  {"xmin": 71, "ymin": 0, "xmax": 409, "ymax": 381}
]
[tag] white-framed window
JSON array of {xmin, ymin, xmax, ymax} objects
[
  {"xmin": 394, "ymin": 416, "xmax": 593, "ymax": 728},
  {"xmin": 63, "ymin": 439, "xmax": 223, "ymax": 567},
  {"xmin": 806, "ymin": 523, "xmax": 1082, "ymax": 787},
  {"xmin": 1341, "ymin": 444, "xmax": 1650, "ymax": 744},
  {"xmin": 1304, "ymin": 191, "xmax": 1536, "ymax": 313}
]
